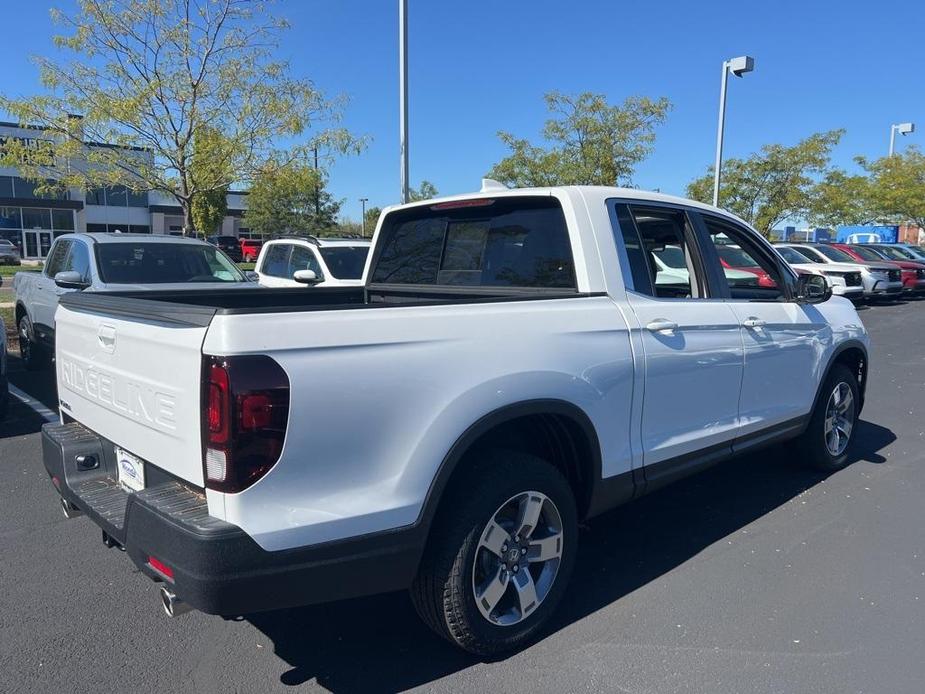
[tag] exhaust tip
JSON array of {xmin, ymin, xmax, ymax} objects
[
  {"xmin": 159, "ymin": 586, "xmax": 193, "ymax": 617},
  {"xmin": 60, "ymin": 496, "xmax": 82, "ymax": 519}
]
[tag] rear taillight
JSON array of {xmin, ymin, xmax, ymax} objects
[{"xmin": 202, "ymin": 355, "xmax": 290, "ymax": 493}]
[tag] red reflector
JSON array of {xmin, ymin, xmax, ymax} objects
[
  {"xmin": 430, "ymin": 198, "xmax": 495, "ymax": 210},
  {"xmin": 148, "ymin": 556, "xmax": 174, "ymax": 580},
  {"xmin": 240, "ymin": 393, "xmax": 272, "ymax": 430}
]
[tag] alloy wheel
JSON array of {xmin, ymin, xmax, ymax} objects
[
  {"xmin": 471, "ymin": 491, "xmax": 564, "ymax": 626},
  {"xmin": 824, "ymin": 381, "xmax": 855, "ymax": 457}
]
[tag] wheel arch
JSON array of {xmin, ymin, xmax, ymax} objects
[
  {"xmin": 416, "ymin": 399, "xmax": 604, "ymax": 538},
  {"xmin": 813, "ymin": 339, "xmax": 869, "ymax": 416}
]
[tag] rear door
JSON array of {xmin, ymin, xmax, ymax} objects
[
  {"xmin": 55, "ymin": 302, "xmax": 211, "ymax": 486},
  {"xmin": 612, "ymin": 202, "xmax": 744, "ymax": 478},
  {"xmin": 698, "ymin": 214, "xmax": 828, "ymax": 436}
]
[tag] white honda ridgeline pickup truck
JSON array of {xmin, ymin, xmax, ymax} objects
[{"xmin": 42, "ymin": 185, "xmax": 869, "ymax": 656}]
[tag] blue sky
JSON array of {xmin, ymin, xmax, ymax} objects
[{"xmin": 1, "ymin": 0, "xmax": 923, "ymax": 222}]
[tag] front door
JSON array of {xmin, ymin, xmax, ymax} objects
[
  {"xmin": 699, "ymin": 214, "xmax": 827, "ymax": 436},
  {"xmin": 613, "ymin": 203, "xmax": 744, "ymax": 480}
]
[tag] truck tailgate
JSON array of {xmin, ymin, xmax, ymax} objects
[{"xmin": 55, "ymin": 301, "xmax": 211, "ymax": 487}]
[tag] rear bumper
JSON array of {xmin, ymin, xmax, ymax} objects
[{"xmin": 42, "ymin": 421, "xmax": 423, "ymax": 616}]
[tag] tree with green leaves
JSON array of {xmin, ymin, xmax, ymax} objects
[
  {"xmin": 0, "ymin": 0, "xmax": 360, "ymax": 234},
  {"xmin": 488, "ymin": 92, "xmax": 671, "ymax": 187},
  {"xmin": 244, "ymin": 162, "xmax": 341, "ymax": 237},
  {"xmin": 807, "ymin": 169, "xmax": 876, "ymax": 228},
  {"xmin": 858, "ymin": 147, "xmax": 925, "ymax": 229},
  {"xmin": 686, "ymin": 130, "xmax": 844, "ymax": 237},
  {"xmin": 409, "ymin": 180, "xmax": 439, "ymax": 201},
  {"xmin": 188, "ymin": 126, "xmax": 230, "ymax": 236}
]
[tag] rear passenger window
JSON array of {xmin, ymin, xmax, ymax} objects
[
  {"xmin": 616, "ymin": 205, "xmax": 707, "ymax": 299},
  {"xmin": 370, "ymin": 197, "xmax": 576, "ymax": 289},
  {"xmin": 262, "ymin": 244, "xmax": 291, "ymax": 278}
]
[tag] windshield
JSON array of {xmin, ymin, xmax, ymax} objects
[
  {"xmin": 899, "ymin": 245, "xmax": 925, "ymax": 260},
  {"xmin": 874, "ymin": 245, "xmax": 911, "ymax": 261},
  {"xmin": 849, "ymin": 245, "xmax": 885, "ymax": 261},
  {"xmin": 96, "ymin": 243, "xmax": 246, "ymax": 284},
  {"xmin": 319, "ymin": 246, "xmax": 370, "ymax": 279},
  {"xmin": 777, "ymin": 246, "xmax": 812, "ymax": 263},
  {"xmin": 653, "ymin": 245, "xmax": 687, "ymax": 269},
  {"xmin": 716, "ymin": 245, "xmax": 759, "ymax": 268},
  {"xmin": 812, "ymin": 245, "xmax": 855, "ymax": 262}
]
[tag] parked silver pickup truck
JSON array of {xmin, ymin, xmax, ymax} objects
[{"xmin": 12, "ymin": 233, "xmax": 251, "ymax": 369}]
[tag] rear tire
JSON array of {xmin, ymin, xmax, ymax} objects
[
  {"xmin": 18, "ymin": 316, "xmax": 49, "ymax": 371},
  {"xmin": 411, "ymin": 449, "xmax": 577, "ymax": 656},
  {"xmin": 799, "ymin": 364, "xmax": 859, "ymax": 472}
]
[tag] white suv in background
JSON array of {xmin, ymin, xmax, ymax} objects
[
  {"xmin": 777, "ymin": 243, "xmax": 902, "ymax": 300},
  {"xmin": 254, "ymin": 236, "xmax": 371, "ymax": 287}
]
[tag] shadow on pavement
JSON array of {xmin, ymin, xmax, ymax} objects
[
  {"xmin": 247, "ymin": 419, "xmax": 895, "ymax": 691},
  {"xmin": 1, "ymin": 351, "xmax": 58, "ymax": 439}
]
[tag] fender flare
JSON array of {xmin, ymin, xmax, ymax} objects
[
  {"xmin": 810, "ymin": 339, "xmax": 869, "ymax": 418},
  {"xmin": 413, "ymin": 398, "xmax": 603, "ymax": 537}
]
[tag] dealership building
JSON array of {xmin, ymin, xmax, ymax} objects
[{"xmin": 0, "ymin": 121, "xmax": 249, "ymax": 260}]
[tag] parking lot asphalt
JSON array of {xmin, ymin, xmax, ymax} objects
[{"xmin": 1, "ymin": 298, "xmax": 924, "ymax": 693}]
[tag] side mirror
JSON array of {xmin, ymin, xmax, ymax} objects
[
  {"xmin": 244, "ymin": 271, "xmax": 259, "ymax": 282},
  {"xmin": 54, "ymin": 271, "xmax": 90, "ymax": 290},
  {"xmin": 293, "ymin": 269, "xmax": 322, "ymax": 285},
  {"xmin": 795, "ymin": 273, "xmax": 831, "ymax": 304}
]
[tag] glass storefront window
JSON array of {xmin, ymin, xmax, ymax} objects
[
  {"xmin": 0, "ymin": 206, "xmax": 21, "ymax": 229},
  {"xmin": 52, "ymin": 209, "xmax": 74, "ymax": 231},
  {"xmin": 106, "ymin": 185, "xmax": 127, "ymax": 206},
  {"xmin": 22, "ymin": 208, "xmax": 52, "ymax": 229},
  {"xmin": 0, "ymin": 176, "xmax": 13, "ymax": 197},
  {"xmin": 127, "ymin": 189, "xmax": 148, "ymax": 207},
  {"xmin": 86, "ymin": 187, "xmax": 106, "ymax": 205}
]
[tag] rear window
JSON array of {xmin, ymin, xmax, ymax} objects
[
  {"xmin": 319, "ymin": 246, "xmax": 369, "ymax": 280},
  {"xmin": 370, "ymin": 197, "xmax": 576, "ymax": 289},
  {"xmin": 96, "ymin": 243, "xmax": 246, "ymax": 283}
]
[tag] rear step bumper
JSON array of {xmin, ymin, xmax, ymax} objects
[{"xmin": 42, "ymin": 421, "xmax": 423, "ymax": 616}]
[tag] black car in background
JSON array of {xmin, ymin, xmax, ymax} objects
[{"xmin": 207, "ymin": 235, "xmax": 243, "ymax": 263}]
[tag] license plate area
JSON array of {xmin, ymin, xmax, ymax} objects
[{"xmin": 116, "ymin": 447, "xmax": 146, "ymax": 492}]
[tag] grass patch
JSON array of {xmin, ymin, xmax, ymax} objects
[
  {"xmin": 238, "ymin": 262, "xmax": 256, "ymax": 271},
  {"xmin": 0, "ymin": 264, "xmax": 41, "ymax": 277}
]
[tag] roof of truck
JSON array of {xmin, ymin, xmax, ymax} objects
[
  {"xmin": 70, "ymin": 233, "xmax": 212, "ymax": 245},
  {"xmin": 381, "ymin": 184, "xmax": 752, "ymax": 229}
]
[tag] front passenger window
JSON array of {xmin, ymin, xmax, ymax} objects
[
  {"xmin": 702, "ymin": 217, "xmax": 785, "ymax": 301},
  {"xmin": 288, "ymin": 245, "xmax": 324, "ymax": 280}
]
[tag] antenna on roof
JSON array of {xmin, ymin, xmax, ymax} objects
[{"xmin": 480, "ymin": 178, "xmax": 508, "ymax": 193}]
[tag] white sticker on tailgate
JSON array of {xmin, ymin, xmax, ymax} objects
[{"xmin": 116, "ymin": 448, "xmax": 146, "ymax": 492}]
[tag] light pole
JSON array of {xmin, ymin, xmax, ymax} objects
[
  {"xmin": 399, "ymin": 0, "xmax": 409, "ymax": 203},
  {"xmin": 360, "ymin": 197, "xmax": 369, "ymax": 236},
  {"xmin": 889, "ymin": 122, "xmax": 915, "ymax": 156},
  {"xmin": 712, "ymin": 55, "xmax": 755, "ymax": 207}
]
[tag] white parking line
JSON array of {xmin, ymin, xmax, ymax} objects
[{"xmin": 8, "ymin": 384, "xmax": 59, "ymax": 423}]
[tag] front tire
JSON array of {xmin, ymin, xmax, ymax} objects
[
  {"xmin": 18, "ymin": 316, "xmax": 48, "ymax": 371},
  {"xmin": 411, "ymin": 450, "xmax": 578, "ymax": 656},
  {"xmin": 799, "ymin": 363, "xmax": 859, "ymax": 472}
]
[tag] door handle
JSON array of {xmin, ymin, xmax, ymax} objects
[
  {"xmin": 646, "ymin": 318, "xmax": 679, "ymax": 333},
  {"xmin": 742, "ymin": 317, "xmax": 766, "ymax": 328}
]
